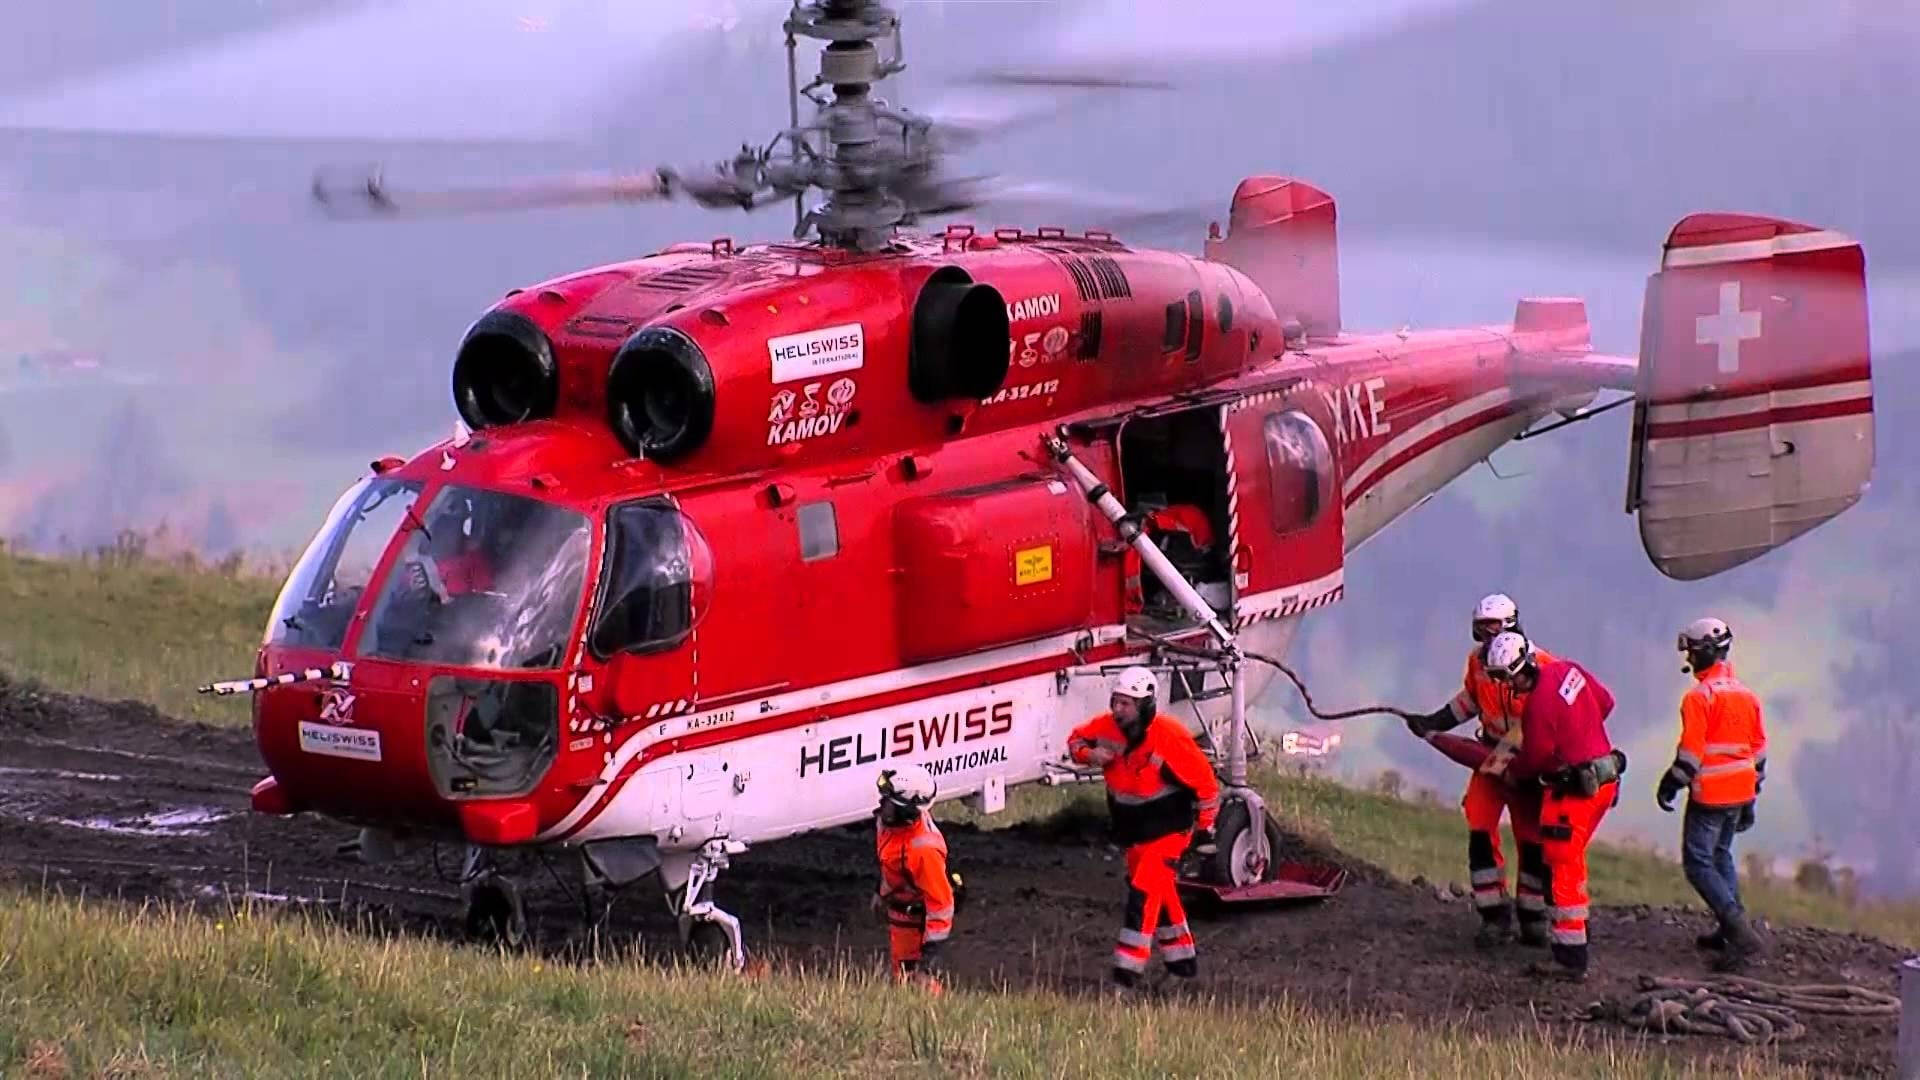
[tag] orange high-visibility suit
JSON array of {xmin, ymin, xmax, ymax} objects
[
  {"xmin": 1068, "ymin": 711, "xmax": 1221, "ymax": 980},
  {"xmin": 1667, "ymin": 660, "xmax": 1768, "ymax": 807},
  {"xmin": 875, "ymin": 812, "xmax": 955, "ymax": 980},
  {"xmin": 1122, "ymin": 505, "xmax": 1215, "ymax": 613},
  {"xmin": 1443, "ymin": 645, "xmax": 1556, "ymax": 938},
  {"xmin": 1508, "ymin": 657, "xmax": 1618, "ymax": 976}
]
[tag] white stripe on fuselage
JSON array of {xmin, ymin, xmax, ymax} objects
[{"xmin": 1341, "ymin": 387, "xmax": 1515, "ymax": 501}]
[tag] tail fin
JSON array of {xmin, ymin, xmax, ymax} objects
[
  {"xmin": 1626, "ymin": 213, "xmax": 1874, "ymax": 580},
  {"xmin": 1203, "ymin": 176, "xmax": 1341, "ymax": 341}
]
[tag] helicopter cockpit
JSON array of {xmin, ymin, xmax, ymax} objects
[{"xmin": 266, "ymin": 477, "xmax": 593, "ymax": 673}]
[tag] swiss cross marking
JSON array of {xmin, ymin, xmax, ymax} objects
[
  {"xmin": 1695, "ymin": 281, "xmax": 1761, "ymax": 374},
  {"xmin": 1557, "ymin": 667, "xmax": 1586, "ymax": 706}
]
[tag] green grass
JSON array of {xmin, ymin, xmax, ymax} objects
[
  {"xmin": 0, "ymin": 890, "xmax": 1799, "ymax": 1079},
  {"xmin": 0, "ymin": 539, "xmax": 278, "ymax": 724}
]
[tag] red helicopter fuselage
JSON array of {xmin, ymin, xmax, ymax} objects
[{"xmin": 241, "ymin": 176, "xmax": 1870, "ymax": 877}]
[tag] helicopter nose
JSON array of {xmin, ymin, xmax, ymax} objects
[{"xmin": 251, "ymin": 656, "xmax": 564, "ymax": 842}]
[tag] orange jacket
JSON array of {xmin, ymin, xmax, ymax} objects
[
  {"xmin": 1450, "ymin": 644, "xmax": 1558, "ymax": 744},
  {"xmin": 1667, "ymin": 661, "xmax": 1767, "ymax": 807},
  {"xmin": 1068, "ymin": 712, "xmax": 1221, "ymax": 845},
  {"xmin": 876, "ymin": 814, "xmax": 954, "ymax": 944}
]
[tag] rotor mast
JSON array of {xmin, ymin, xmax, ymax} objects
[{"xmin": 779, "ymin": 0, "xmax": 920, "ymax": 252}]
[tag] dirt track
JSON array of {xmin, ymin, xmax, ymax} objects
[{"xmin": 0, "ymin": 676, "xmax": 1906, "ymax": 1076}]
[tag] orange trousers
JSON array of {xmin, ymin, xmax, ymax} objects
[
  {"xmin": 1462, "ymin": 772, "xmax": 1547, "ymax": 929},
  {"xmin": 1537, "ymin": 780, "xmax": 1617, "ymax": 971},
  {"xmin": 1113, "ymin": 831, "xmax": 1197, "ymax": 978},
  {"xmin": 886, "ymin": 904, "xmax": 929, "ymax": 974}
]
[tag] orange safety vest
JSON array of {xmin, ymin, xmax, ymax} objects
[
  {"xmin": 875, "ymin": 814, "xmax": 954, "ymax": 944},
  {"xmin": 1672, "ymin": 661, "xmax": 1767, "ymax": 807},
  {"xmin": 1451, "ymin": 644, "xmax": 1558, "ymax": 743},
  {"xmin": 1067, "ymin": 712, "xmax": 1221, "ymax": 844}
]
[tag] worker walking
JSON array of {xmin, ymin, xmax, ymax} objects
[
  {"xmin": 1483, "ymin": 631, "xmax": 1626, "ymax": 982},
  {"xmin": 873, "ymin": 764, "xmax": 957, "ymax": 993},
  {"xmin": 1658, "ymin": 617, "xmax": 1768, "ymax": 972},
  {"xmin": 1067, "ymin": 666, "xmax": 1221, "ymax": 987},
  {"xmin": 1404, "ymin": 594, "xmax": 1554, "ymax": 948}
]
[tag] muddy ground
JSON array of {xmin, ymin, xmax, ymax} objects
[{"xmin": 0, "ymin": 676, "xmax": 1907, "ymax": 1076}]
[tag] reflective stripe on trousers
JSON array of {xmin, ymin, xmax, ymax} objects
[{"xmin": 1113, "ymin": 831, "xmax": 1192, "ymax": 974}]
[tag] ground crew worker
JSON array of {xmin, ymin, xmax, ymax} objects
[
  {"xmin": 1067, "ymin": 666, "xmax": 1221, "ymax": 987},
  {"xmin": 872, "ymin": 764, "xmax": 956, "ymax": 993},
  {"xmin": 1484, "ymin": 631, "xmax": 1626, "ymax": 982},
  {"xmin": 1658, "ymin": 617, "xmax": 1768, "ymax": 972},
  {"xmin": 1404, "ymin": 594, "xmax": 1553, "ymax": 948}
]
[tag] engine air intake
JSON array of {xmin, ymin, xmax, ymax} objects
[
  {"xmin": 606, "ymin": 326, "xmax": 717, "ymax": 463},
  {"xmin": 909, "ymin": 266, "xmax": 1010, "ymax": 403},
  {"xmin": 452, "ymin": 310, "xmax": 560, "ymax": 430}
]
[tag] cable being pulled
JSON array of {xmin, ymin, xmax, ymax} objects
[{"xmin": 1148, "ymin": 634, "xmax": 1421, "ymax": 722}]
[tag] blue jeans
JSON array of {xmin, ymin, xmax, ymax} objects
[{"xmin": 1682, "ymin": 803, "xmax": 1744, "ymax": 921}]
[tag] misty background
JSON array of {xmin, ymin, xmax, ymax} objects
[{"xmin": 2, "ymin": 1, "xmax": 1915, "ymax": 892}]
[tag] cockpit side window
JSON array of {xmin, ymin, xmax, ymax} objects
[
  {"xmin": 588, "ymin": 498, "xmax": 712, "ymax": 659},
  {"xmin": 266, "ymin": 477, "xmax": 424, "ymax": 651}
]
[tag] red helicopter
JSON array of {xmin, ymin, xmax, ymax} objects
[{"xmin": 187, "ymin": 1, "xmax": 1876, "ymax": 965}]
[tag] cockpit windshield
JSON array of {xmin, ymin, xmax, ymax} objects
[
  {"xmin": 359, "ymin": 485, "xmax": 592, "ymax": 671},
  {"xmin": 267, "ymin": 476, "xmax": 426, "ymax": 651}
]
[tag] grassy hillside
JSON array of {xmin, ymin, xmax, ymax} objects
[
  {"xmin": 3, "ymin": 542, "xmax": 1917, "ymax": 948},
  {"xmin": 0, "ymin": 890, "xmax": 1803, "ymax": 1079}
]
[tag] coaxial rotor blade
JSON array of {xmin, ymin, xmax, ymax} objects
[
  {"xmin": 942, "ymin": 178, "xmax": 1217, "ymax": 240},
  {"xmin": 310, "ymin": 168, "xmax": 676, "ymax": 220},
  {"xmin": 0, "ymin": 0, "xmax": 756, "ymax": 146}
]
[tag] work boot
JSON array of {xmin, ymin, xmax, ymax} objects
[
  {"xmin": 1165, "ymin": 957, "xmax": 1198, "ymax": 979},
  {"xmin": 1527, "ymin": 943, "xmax": 1589, "ymax": 983},
  {"xmin": 1711, "ymin": 912, "xmax": 1764, "ymax": 973},
  {"xmin": 1517, "ymin": 921, "xmax": 1549, "ymax": 948},
  {"xmin": 1695, "ymin": 927, "xmax": 1727, "ymax": 951},
  {"xmin": 1475, "ymin": 920, "xmax": 1514, "ymax": 949}
]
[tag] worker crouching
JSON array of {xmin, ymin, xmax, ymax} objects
[
  {"xmin": 1068, "ymin": 666, "xmax": 1221, "ymax": 987},
  {"xmin": 873, "ymin": 765, "xmax": 958, "ymax": 994},
  {"xmin": 1483, "ymin": 632, "xmax": 1626, "ymax": 982}
]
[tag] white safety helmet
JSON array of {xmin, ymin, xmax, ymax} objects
[
  {"xmin": 1113, "ymin": 666, "xmax": 1158, "ymax": 701},
  {"xmin": 877, "ymin": 764, "xmax": 937, "ymax": 808},
  {"xmin": 1482, "ymin": 631, "xmax": 1535, "ymax": 682},
  {"xmin": 1472, "ymin": 593, "xmax": 1520, "ymax": 642},
  {"xmin": 1678, "ymin": 617, "xmax": 1733, "ymax": 667}
]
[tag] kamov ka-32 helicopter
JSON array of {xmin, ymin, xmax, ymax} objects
[{"xmin": 114, "ymin": 1, "xmax": 1868, "ymax": 965}]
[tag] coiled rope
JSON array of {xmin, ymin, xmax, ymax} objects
[{"xmin": 1606, "ymin": 974, "xmax": 1900, "ymax": 1044}]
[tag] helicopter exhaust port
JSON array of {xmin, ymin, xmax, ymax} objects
[
  {"xmin": 451, "ymin": 309, "xmax": 560, "ymax": 429},
  {"xmin": 909, "ymin": 266, "xmax": 1011, "ymax": 403},
  {"xmin": 607, "ymin": 326, "xmax": 718, "ymax": 462}
]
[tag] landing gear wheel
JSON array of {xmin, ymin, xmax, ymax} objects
[
  {"xmin": 463, "ymin": 877, "xmax": 527, "ymax": 947},
  {"xmin": 1205, "ymin": 799, "xmax": 1287, "ymax": 888},
  {"xmin": 684, "ymin": 920, "xmax": 736, "ymax": 964}
]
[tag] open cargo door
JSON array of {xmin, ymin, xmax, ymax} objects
[{"xmin": 1627, "ymin": 213, "xmax": 1874, "ymax": 580}]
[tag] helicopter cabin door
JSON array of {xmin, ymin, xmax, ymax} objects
[{"xmin": 1219, "ymin": 385, "xmax": 1345, "ymax": 625}]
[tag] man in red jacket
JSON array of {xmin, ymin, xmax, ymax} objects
[{"xmin": 1483, "ymin": 631, "xmax": 1626, "ymax": 981}]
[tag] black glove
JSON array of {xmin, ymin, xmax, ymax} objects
[
  {"xmin": 1656, "ymin": 772, "xmax": 1683, "ymax": 812},
  {"xmin": 918, "ymin": 937, "xmax": 945, "ymax": 975},
  {"xmin": 1189, "ymin": 827, "xmax": 1217, "ymax": 857},
  {"xmin": 1736, "ymin": 802, "xmax": 1756, "ymax": 833},
  {"xmin": 1405, "ymin": 707, "xmax": 1453, "ymax": 738}
]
